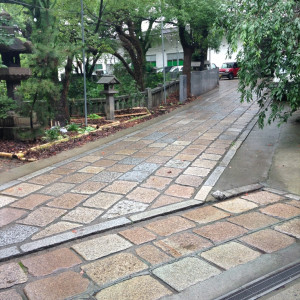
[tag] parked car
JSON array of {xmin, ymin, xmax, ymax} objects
[
  {"xmin": 169, "ymin": 65, "xmax": 183, "ymax": 73},
  {"xmin": 156, "ymin": 66, "xmax": 173, "ymax": 74},
  {"xmin": 205, "ymin": 63, "xmax": 217, "ymax": 70},
  {"xmin": 219, "ymin": 62, "xmax": 239, "ymax": 80}
]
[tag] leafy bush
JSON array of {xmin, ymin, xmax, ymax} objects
[
  {"xmin": 0, "ymin": 95, "xmax": 17, "ymax": 119},
  {"xmin": 66, "ymin": 123, "xmax": 80, "ymax": 132},
  {"xmin": 43, "ymin": 127, "xmax": 61, "ymax": 141},
  {"xmin": 88, "ymin": 113, "xmax": 102, "ymax": 119}
]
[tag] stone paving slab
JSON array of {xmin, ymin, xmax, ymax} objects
[{"xmin": 0, "ymin": 81, "xmax": 294, "ymax": 266}]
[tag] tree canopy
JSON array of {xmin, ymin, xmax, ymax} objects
[{"xmin": 219, "ymin": 0, "xmax": 300, "ymax": 127}]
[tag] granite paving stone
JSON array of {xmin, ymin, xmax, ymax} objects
[
  {"xmin": 90, "ymin": 171, "xmax": 122, "ymax": 183},
  {"xmin": 95, "ymin": 275, "xmax": 172, "ymax": 300},
  {"xmin": 0, "ymin": 224, "xmax": 39, "ymax": 247},
  {"xmin": 173, "ymin": 141, "xmax": 191, "ymax": 146},
  {"xmin": 184, "ymin": 167, "xmax": 210, "ymax": 177},
  {"xmin": 50, "ymin": 167, "xmax": 75, "ymax": 175},
  {"xmin": 47, "ymin": 193, "xmax": 88, "ymax": 209},
  {"xmin": 155, "ymin": 167, "xmax": 182, "ymax": 178},
  {"xmin": 31, "ymin": 222, "xmax": 82, "ymax": 240},
  {"xmin": 60, "ymin": 173, "xmax": 93, "ymax": 183},
  {"xmin": 155, "ymin": 232, "xmax": 212, "ymax": 257},
  {"xmin": 71, "ymin": 181, "xmax": 107, "ymax": 194},
  {"xmin": 153, "ymin": 257, "xmax": 220, "ymax": 292},
  {"xmin": 201, "ymin": 241, "xmax": 261, "ymax": 270},
  {"xmin": 183, "ymin": 206, "xmax": 230, "ymax": 224},
  {"xmin": 102, "ymin": 200, "xmax": 148, "ymax": 219},
  {"xmin": 2, "ymin": 183, "xmax": 43, "ymax": 197},
  {"xmin": 10, "ymin": 194, "xmax": 52, "ymax": 210},
  {"xmin": 0, "ymin": 290, "xmax": 23, "ymax": 300},
  {"xmin": 260, "ymin": 203, "xmax": 300, "ymax": 219},
  {"xmin": 118, "ymin": 157, "xmax": 145, "ymax": 165},
  {"xmin": 165, "ymin": 159, "xmax": 191, "ymax": 169},
  {"xmin": 288, "ymin": 200, "xmax": 300, "ymax": 208},
  {"xmin": 133, "ymin": 162, "xmax": 160, "ymax": 173},
  {"xmin": 72, "ymin": 234, "xmax": 132, "ymax": 260},
  {"xmin": 28, "ymin": 174, "xmax": 62, "ymax": 185},
  {"xmin": 119, "ymin": 227, "xmax": 156, "ymax": 244},
  {"xmin": 228, "ymin": 212, "xmax": 279, "ymax": 230},
  {"xmin": 62, "ymin": 207, "xmax": 103, "ymax": 224},
  {"xmin": 174, "ymin": 154, "xmax": 197, "ymax": 162},
  {"xmin": 175, "ymin": 175, "xmax": 203, "ymax": 187},
  {"xmin": 194, "ymin": 186, "xmax": 213, "ymax": 201},
  {"xmin": 62, "ymin": 161, "xmax": 89, "ymax": 170},
  {"xmin": 107, "ymin": 164, "xmax": 134, "ymax": 173},
  {"xmin": 274, "ymin": 219, "xmax": 300, "ymax": 238},
  {"xmin": 164, "ymin": 184, "xmax": 195, "ymax": 199},
  {"xmin": 0, "ymin": 195, "xmax": 17, "ymax": 207},
  {"xmin": 91, "ymin": 159, "xmax": 116, "ymax": 167},
  {"xmin": 21, "ymin": 248, "xmax": 82, "ymax": 276},
  {"xmin": 23, "ymin": 271, "xmax": 89, "ymax": 300},
  {"xmin": 199, "ymin": 153, "xmax": 221, "ymax": 160},
  {"xmin": 40, "ymin": 183, "xmax": 75, "ymax": 196},
  {"xmin": 146, "ymin": 156, "xmax": 171, "ymax": 164},
  {"xmin": 151, "ymin": 195, "xmax": 183, "ymax": 208},
  {"xmin": 115, "ymin": 149, "xmax": 138, "ymax": 155},
  {"xmin": 0, "ymin": 207, "xmax": 26, "ymax": 226},
  {"xmin": 103, "ymin": 181, "xmax": 138, "ymax": 194},
  {"xmin": 241, "ymin": 191, "xmax": 283, "ymax": 205},
  {"xmin": 18, "ymin": 207, "xmax": 66, "ymax": 227},
  {"xmin": 127, "ymin": 187, "xmax": 160, "ymax": 204},
  {"xmin": 0, "ymin": 263, "xmax": 27, "ymax": 289},
  {"xmin": 78, "ymin": 166, "xmax": 105, "ymax": 174},
  {"xmin": 194, "ymin": 221, "xmax": 248, "ymax": 243},
  {"xmin": 240, "ymin": 229, "xmax": 296, "ymax": 253},
  {"xmin": 119, "ymin": 170, "xmax": 150, "ymax": 182},
  {"xmin": 76, "ymin": 155, "xmax": 102, "ymax": 162},
  {"xmin": 157, "ymin": 150, "xmax": 178, "ymax": 157},
  {"xmin": 192, "ymin": 159, "xmax": 217, "ymax": 169},
  {"xmin": 82, "ymin": 253, "xmax": 147, "ymax": 286},
  {"xmin": 145, "ymin": 216, "xmax": 195, "ymax": 236},
  {"xmin": 141, "ymin": 176, "xmax": 172, "ymax": 190},
  {"xmin": 0, "ymin": 247, "xmax": 20, "ymax": 259},
  {"xmin": 214, "ymin": 197, "xmax": 258, "ymax": 214},
  {"xmin": 83, "ymin": 192, "xmax": 123, "ymax": 209},
  {"xmin": 135, "ymin": 244, "xmax": 171, "ymax": 265}
]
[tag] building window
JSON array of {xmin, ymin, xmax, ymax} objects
[
  {"xmin": 94, "ymin": 63, "xmax": 103, "ymax": 70},
  {"xmin": 146, "ymin": 55, "xmax": 156, "ymax": 67},
  {"xmin": 167, "ymin": 53, "xmax": 183, "ymax": 66}
]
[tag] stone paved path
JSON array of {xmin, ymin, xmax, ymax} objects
[
  {"xmin": 0, "ymin": 188, "xmax": 299, "ymax": 299},
  {"xmin": 0, "ymin": 81, "xmax": 261, "ymax": 258}
]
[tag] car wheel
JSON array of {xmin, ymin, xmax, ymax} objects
[{"xmin": 228, "ymin": 73, "xmax": 234, "ymax": 80}]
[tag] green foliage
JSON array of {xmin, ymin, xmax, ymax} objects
[
  {"xmin": 0, "ymin": 95, "xmax": 17, "ymax": 119},
  {"xmin": 68, "ymin": 76, "xmax": 103, "ymax": 99},
  {"xmin": 88, "ymin": 113, "xmax": 102, "ymax": 120},
  {"xmin": 220, "ymin": 0, "xmax": 300, "ymax": 127},
  {"xmin": 66, "ymin": 123, "xmax": 80, "ymax": 132},
  {"xmin": 43, "ymin": 127, "xmax": 62, "ymax": 141}
]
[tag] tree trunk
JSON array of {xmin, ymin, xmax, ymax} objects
[
  {"xmin": 55, "ymin": 56, "xmax": 72, "ymax": 126},
  {"xmin": 182, "ymin": 47, "xmax": 194, "ymax": 97}
]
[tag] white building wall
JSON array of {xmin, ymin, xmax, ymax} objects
[{"xmin": 210, "ymin": 38, "xmax": 243, "ymax": 68}]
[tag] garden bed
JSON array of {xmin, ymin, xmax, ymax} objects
[{"xmin": 0, "ymin": 92, "xmax": 197, "ymax": 161}]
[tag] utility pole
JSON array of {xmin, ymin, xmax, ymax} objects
[{"xmin": 80, "ymin": 0, "xmax": 88, "ymax": 127}]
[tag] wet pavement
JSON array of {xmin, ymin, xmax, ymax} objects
[{"xmin": 0, "ymin": 80, "xmax": 299, "ymax": 300}]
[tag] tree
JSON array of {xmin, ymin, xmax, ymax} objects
[
  {"xmin": 219, "ymin": 0, "xmax": 300, "ymax": 127},
  {"xmin": 104, "ymin": 0, "xmax": 160, "ymax": 91},
  {"xmin": 164, "ymin": 0, "xmax": 222, "ymax": 96}
]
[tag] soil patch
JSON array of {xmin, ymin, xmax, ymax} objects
[{"xmin": 0, "ymin": 92, "xmax": 197, "ymax": 162}]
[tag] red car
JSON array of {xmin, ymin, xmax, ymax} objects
[{"xmin": 219, "ymin": 62, "xmax": 240, "ymax": 80}]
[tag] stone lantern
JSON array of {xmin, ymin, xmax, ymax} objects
[
  {"xmin": 97, "ymin": 75, "xmax": 120, "ymax": 120},
  {"xmin": 0, "ymin": 11, "xmax": 32, "ymax": 101}
]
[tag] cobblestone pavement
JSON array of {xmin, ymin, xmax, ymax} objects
[
  {"xmin": 0, "ymin": 81, "xmax": 299, "ymax": 299},
  {"xmin": 0, "ymin": 189, "xmax": 299, "ymax": 299}
]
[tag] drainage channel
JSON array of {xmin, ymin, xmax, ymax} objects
[{"xmin": 217, "ymin": 262, "xmax": 300, "ymax": 300}]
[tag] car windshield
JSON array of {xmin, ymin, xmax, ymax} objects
[{"xmin": 221, "ymin": 63, "xmax": 234, "ymax": 68}]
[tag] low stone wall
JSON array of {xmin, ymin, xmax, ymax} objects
[{"xmin": 190, "ymin": 68, "xmax": 219, "ymax": 97}]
